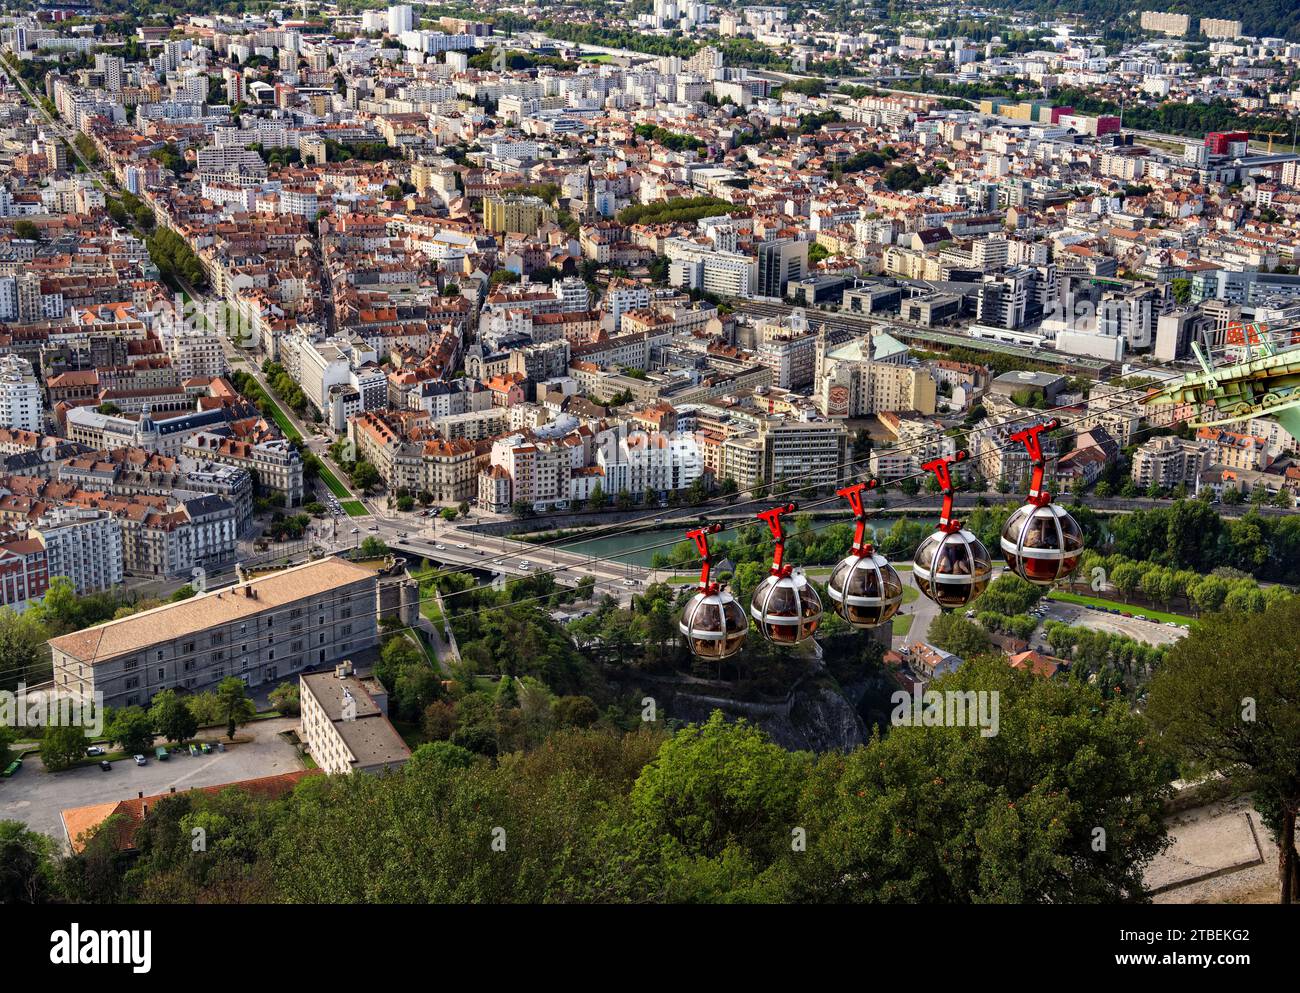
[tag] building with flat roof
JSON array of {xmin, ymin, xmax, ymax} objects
[
  {"xmin": 300, "ymin": 662, "xmax": 410, "ymax": 775},
  {"xmin": 49, "ymin": 557, "xmax": 380, "ymax": 708}
]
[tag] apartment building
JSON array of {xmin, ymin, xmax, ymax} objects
[
  {"xmin": 50, "ymin": 557, "xmax": 380, "ymax": 708},
  {"xmin": 0, "ymin": 355, "xmax": 42, "ymax": 433},
  {"xmin": 300, "ymin": 662, "xmax": 411, "ymax": 775},
  {"xmin": 1131, "ymin": 436, "xmax": 1212, "ymax": 489},
  {"xmin": 30, "ymin": 508, "xmax": 125, "ymax": 594},
  {"xmin": 183, "ymin": 432, "xmax": 305, "ymax": 507}
]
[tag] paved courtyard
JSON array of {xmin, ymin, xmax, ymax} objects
[{"xmin": 0, "ymin": 717, "xmax": 304, "ymax": 847}]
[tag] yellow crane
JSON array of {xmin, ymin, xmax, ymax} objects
[{"xmin": 1256, "ymin": 130, "xmax": 1288, "ymax": 154}]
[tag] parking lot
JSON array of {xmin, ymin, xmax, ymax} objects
[
  {"xmin": 0, "ymin": 717, "xmax": 304, "ymax": 848},
  {"xmin": 1039, "ymin": 599, "xmax": 1187, "ymax": 646}
]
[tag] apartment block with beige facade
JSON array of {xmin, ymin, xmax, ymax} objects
[{"xmin": 300, "ymin": 663, "xmax": 410, "ymax": 775}]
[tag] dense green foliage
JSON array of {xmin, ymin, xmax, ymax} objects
[
  {"xmin": 146, "ymin": 228, "xmax": 207, "ymax": 289},
  {"xmin": 21, "ymin": 656, "xmax": 1169, "ymax": 904},
  {"xmin": 617, "ymin": 196, "xmax": 745, "ymax": 226}
]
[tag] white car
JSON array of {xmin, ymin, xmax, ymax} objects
[
  {"xmin": 518, "ymin": 560, "xmax": 531, "ymax": 570},
  {"xmin": 435, "ymin": 543, "xmax": 446, "ymax": 550},
  {"xmin": 133, "ymin": 754, "xmax": 147, "ymax": 766},
  {"xmin": 456, "ymin": 542, "xmax": 467, "ymax": 549}
]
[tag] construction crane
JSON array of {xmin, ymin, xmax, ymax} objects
[{"xmin": 1256, "ymin": 130, "xmax": 1289, "ymax": 154}]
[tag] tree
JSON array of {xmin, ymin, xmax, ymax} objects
[
  {"xmin": 360, "ymin": 536, "xmax": 388, "ymax": 557},
  {"xmin": 150, "ymin": 690, "xmax": 198, "ymax": 744},
  {"xmin": 575, "ymin": 575, "xmax": 596, "ymax": 601},
  {"xmin": 12, "ymin": 220, "xmax": 39, "ymax": 241},
  {"xmin": 351, "ymin": 461, "xmax": 380, "ymax": 492},
  {"xmin": 0, "ymin": 820, "xmax": 57, "ymax": 904},
  {"xmin": 630, "ymin": 712, "xmax": 808, "ymax": 863},
  {"xmin": 0, "ymin": 608, "xmax": 45, "ymax": 693},
  {"xmin": 440, "ymin": 507, "xmax": 458, "ymax": 522},
  {"xmin": 1146, "ymin": 597, "xmax": 1300, "ymax": 902},
  {"xmin": 268, "ymin": 682, "xmax": 300, "ymax": 716},
  {"xmin": 770, "ymin": 656, "xmax": 1170, "ymax": 903},
  {"xmin": 107, "ymin": 707, "xmax": 154, "ymax": 756},
  {"xmin": 216, "ymin": 677, "xmax": 256, "ymax": 741},
  {"xmin": 926, "ymin": 613, "xmax": 992, "ymax": 658},
  {"xmin": 586, "ymin": 484, "xmax": 605, "ymax": 511},
  {"xmin": 41, "ymin": 724, "xmax": 88, "ymax": 772}
]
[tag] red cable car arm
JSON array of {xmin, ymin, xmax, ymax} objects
[
  {"xmin": 686, "ymin": 523, "xmax": 723, "ymax": 592},
  {"xmin": 836, "ymin": 479, "xmax": 880, "ymax": 555},
  {"xmin": 1008, "ymin": 418, "xmax": 1059, "ymax": 507},
  {"xmin": 921, "ymin": 451, "xmax": 969, "ymax": 533},
  {"xmin": 756, "ymin": 502, "xmax": 798, "ymax": 576}
]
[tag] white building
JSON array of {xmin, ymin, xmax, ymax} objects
[
  {"xmin": 0, "ymin": 355, "xmax": 42, "ymax": 433},
  {"xmin": 31, "ymin": 508, "xmax": 125, "ymax": 594}
]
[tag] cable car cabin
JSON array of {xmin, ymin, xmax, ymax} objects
[
  {"xmin": 749, "ymin": 502, "xmax": 823, "ymax": 645},
  {"xmin": 1000, "ymin": 419, "xmax": 1086, "ymax": 586},
  {"xmin": 1001, "ymin": 502, "xmax": 1084, "ymax": 585},
  {"xmin": 750, "ymin": 570, "xmax": 822, "ymax": 643},
  {"xmin": 680, "ymin": 589, "xmax": 749, "ymax": 660},
  {"xmin": 826, "ymin": 480, "xmax": 902, "ymax": 628},
  {"xmin": 679, "ymin": 522, "xmax": 749, "ymax": 660},
  {"xmin": 913, "ymin": 528, "xmax": 993, "ymax": 608},
  {"xmin": 828, "ymin": 551, "xmax": 903, "ymax": 628}
]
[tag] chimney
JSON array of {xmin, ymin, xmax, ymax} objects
[
  {"xmin": 137, "ymin": 792, "xmax": 143, "ymax": 799},
  {"xmin": 170, "ymin": 786, "xmax": 176, "ymax": 793}
]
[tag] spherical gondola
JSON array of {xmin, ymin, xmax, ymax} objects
[
  {"xmin": 1000, "ymin": 419, "xmax": 1085, "ymax": 585},
  {"xmin": 912, "ymin": 451, "xmax": 993, "ymax": 608},
  {"xmin": 679, "ymin": 523, "xmax": 748, "ymax": 659},
  {"xmin": 750, "ymin": 503, "xmax": 822, "ymax": 644},
  {"xmin": 826, "ymin": 480, "xmax": 903, "ymax": 628}
]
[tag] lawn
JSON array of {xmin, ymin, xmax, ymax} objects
[
  {"xmin": 318, "ymin": 464, "xmax": 351, "ymax": 499},
  {"xmin": 892, "ymin": 613, "xmax": 914, "ymax": 637},
  {"xmin": 901, "ymin": 584, "xmax": 919, "ymax": 605},
  {"xmin": 341, "ymin": 500, "xmax": 368, "ymax": 517},
  {"xmin": 1047, "ymin": 590, "xmax": 1191, "ymax": 627}
]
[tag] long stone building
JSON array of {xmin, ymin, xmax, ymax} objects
[{"xmin": 50, "ymin": 557, "xmax": 380, "ymax": 708}]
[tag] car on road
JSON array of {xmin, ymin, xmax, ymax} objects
[
  {"xmin": 397, "ymin": 531, "xmax": 408, "ymax": 538},
  {"xmin": 1166, "ymin": 621, "xmax": 1180, "ymax": 627},
  {"xmin": 367, "ymin": 524, "xmax": 379, "ymax": 532},
  {"xmin": 1120, "ymin": 611, "xmax": 1133, "ymax": 618},
  {"xmin": 435, "ymin": 543, "xmax": 446, "ymax": 550},
  {"xmin": 350, "ymin": 527, "xmax": 360, "ymax": 534},
  {"xmin": 456, "ymin": 542, "xmax": 466, "ymax": 549},
  {"xmin": 86, "ymin": 746, "xmax": 104, "ymax": 757},
  {"xmin": 519, "ymin": 560, "xmax": 531, "ymax": 570},
  {"xmin": 98, "ymin": 760, "xmax": 112, "ymax": 772},
  {"xmin": 133, "ymin": 754, "xmax": 147, "ymax": 766}
]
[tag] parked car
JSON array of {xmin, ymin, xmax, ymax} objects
[
  {"xmin": 188, "ymin": 744, "xmax": 199, "ymax": 757},
  {"xmin": 200, "ymin": 743, "xmax": 212, "ymax": 754},
  {"xmin": 98, "ymin": 760, "xmax": 112, "ymax": 772},
  {"xmin": 155, "ymin": 746, "xmax": 169, "ymax": 762},
  {"xmin": 1121, "ymin": 611, "xmax": 1133, "ymax": 618},
  {"xmin": 396, "ymin": 531, "xmax": 408, "ymax": 538},
  {"xmin": 86, "ymin": 746, "xmax": 104, "ymax": 756},
  {"xmin": 217, "ymin": 742, "xmax": 226, "ymax": 753}
]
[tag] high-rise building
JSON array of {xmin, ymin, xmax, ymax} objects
[
  {"xmin": 0, "ymin": 355, "xmax": 42, "ymax": 432},
  {"xmin": 757, "ymin": 239, "xmax": 809, "ymax": 299},
  {"xmin": 387, "ymin": 4, "xmax": 414, "ymax": 35}
]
